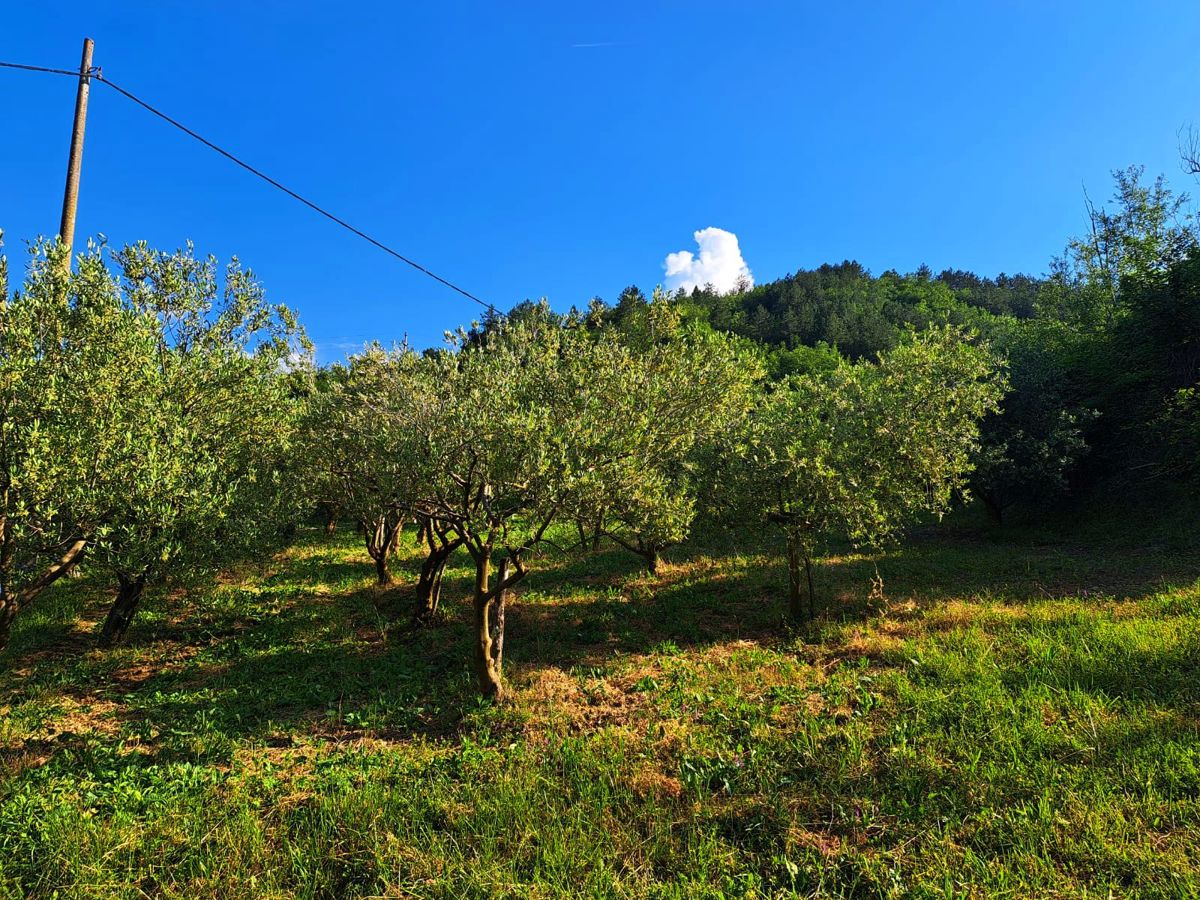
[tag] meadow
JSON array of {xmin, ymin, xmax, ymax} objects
[{"xmin": 1, "ymin": 498, "xmax": 1197, "ymax": 898}]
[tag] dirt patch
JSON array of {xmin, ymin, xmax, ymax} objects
[
  {"xmin": 840, "ymin": 629, "xmax": 906, "ymax": 661},
  {"xmin": 0, "ymin": 695, "xmax": 133, "ymax": 775},
  {"xmin": 628, "ymin": 765, "xmax": 684, "ymax": 801},
  {"xmin": 55, "ymin": 696, "xmax": 123, "ymax": 737},
  {"xmin": 788, "ymin": 825, "xmax": 845, "ymax": 858},
  {"xmin": 0, "ymin": 743, "xmax": 55, "ymax": 779},
  {"xmin": 521, "ymin": 667, "xmax": 653, "ymax": 733}
]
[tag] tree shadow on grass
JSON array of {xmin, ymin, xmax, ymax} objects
[
  {"xmin": 3, "ymin": 515, "xmax": 1198, "ymax": 763},
  {"xmin": 500, "ymin": 518, "xmax": 1200, "ymax": 673}
]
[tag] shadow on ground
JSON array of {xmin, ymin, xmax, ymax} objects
[{"xmin": 2, "ymin": 503, "xmax": 1198, "ymax": 762}]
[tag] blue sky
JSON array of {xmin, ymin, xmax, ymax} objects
[{"xmin": 3, "ymin": 2, "xmax": 1199, "ymax": 357}]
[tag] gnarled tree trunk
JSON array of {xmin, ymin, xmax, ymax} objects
[
  {"xmin": 412, "ymin": 542, "xmax": 453, "ymax": 619},
  {"xmin": 786, "ymin": 540, "xmax": 803, "ymax": 621},
  {"xmin": 363, "ymin": 514, "xmax": 404, "ymax": 586},
  {"xmin": 0, "ymin": 537, "xmax": 87, "ymax": 652},
  {"xmin": 374, "ymin": 554, "xmax": 390, "ymax": 586},
  {"xmin": 574, "ymin": 517, "xmax": 605, "ymax": 552},
  {"xmin": 471, "ymin": 548, "xmax": 523, "ymax": 701},
  {"xmin": 492, "ymin": 557, "xmax": 509, "ymax": 674},
  {"xmin": 99, "ymin": 572, "xmax": 148, "ymax": 647},
  {"xmin": 602, "ymin": 529, "xmax": 667, "ymax": 576},
  {"xmin": 0, "ymin": 600, "xmax": 13, "ymax": 652},
  {"xmin": 472, "ymin": 547, "xmax": 504, "ymax": 700},
  {"xmin": 414, "ymin": 553, "xmax": 443, "ymax": 622},
  {"xmin": 785, "ymin": 536, "xmax": 817, "ymax": 622},
  {"xmin": 640, "ymin": 545, "xmax": 661, "ymax": 576},
  {"xmin": 413, "ymin": 520, "xmax": 462, "ymax": 625}
]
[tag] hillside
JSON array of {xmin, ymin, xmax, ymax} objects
[
  {"xmin": 2, "ymin": 500, "xmax": 1197, "ymax": 897},
  {"xmin": 672, "ymin": 263, "xmax": 1041, "ymax": 359}
]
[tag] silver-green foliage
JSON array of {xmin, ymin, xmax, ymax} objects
[
  {"xmin": 737, "ymin": 326, "xmax": 1006, "ymax": 618},
  {"xmin": 386, "ymin": 309, "xmax": 759, "ymax": 697},
  {"xmin": 300, "ymin": 343, "xmax": 440, "ymax": 584},
  {"xmin": 0, "ymin": 240, "xmax": 151, "ymax": 646},
  {"xmin": 580, "ymin": 291, "xmax": 762, "ymax": 571},
  {"xmin": 86, "ymin": 243, "xmax": 307, "ymax": 643}
]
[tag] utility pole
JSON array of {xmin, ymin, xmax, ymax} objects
[{"xmin": 58, "ymin": 37, "xmax": 94, "ymax": 266}]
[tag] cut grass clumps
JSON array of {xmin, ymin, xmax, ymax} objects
[{"xmin": 1, "ymin": 509, "xmax": 1198, "ymax": 897}]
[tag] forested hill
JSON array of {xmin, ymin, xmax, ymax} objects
[
  {"xmin": 572, "ymin": 166, "xmax": 1197, "ymax": 520},
  {"xmin": 670, "ymin": 262, "xmax": 1041, "ymax": 360}
]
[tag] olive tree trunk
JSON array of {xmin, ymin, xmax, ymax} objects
[
  {"xmin": 99, "ymin": 572, "xmax": 148, "ymax": 647},
  {"xmin": 414, "ymin": 540, "xmax": 459, "ymax": 623},
  {"xmin": 413, "ymin": 518, "xmax": 463, "ymax": 624},
  {"xmin": 414, "ymin": 552, "xmax": 443, "ymax": 622},
  {"xmin": 785, "ymin": 536, "xmax": 816, "ymax": 622},
  {"xmin": 0, "ymin": 600, "xmax": 13, "ymax": 652},
  {"xmin": 602, "ymin": 530, "xmax": 665, "ymax": 576},
  {"xmin": 471, "ymin": 550, "xmax": 519, "ymax": 701},
  {"xmin": 472, "ymin": 548, "xmax": 504, "ymax": 700},
  {"xmin": 321, "ymin": 502, "xmax": 341, "ymax": 535},
  {"xmin": 363, "ymin": 515, "xmax": 404, "ymax": 586},
  {"xmin": 492, "ymin": 557, "xmax": 509, "ymax": 674},
  {"xmin": 0, "ymin": 537, "xmax": 87, "ymax": 652}
]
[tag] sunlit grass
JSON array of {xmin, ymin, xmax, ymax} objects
[{"xmin": 1, "ymin": 505, "xmax": 1198, "ymax": 897}]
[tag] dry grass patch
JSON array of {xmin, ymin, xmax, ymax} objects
[
  {"xmin": 628, "ymin": 764, "xmax": 684, "ymax": 801},
  {"xmin": 520, "ymin": 666, "xmax": 654, "ymax": 734}
]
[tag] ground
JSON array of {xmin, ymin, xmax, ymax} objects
[{"xmin": 1, "ymin": 502, "xmax": 1198, "ymax": 898}]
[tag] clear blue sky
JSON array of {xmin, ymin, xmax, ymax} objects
[{"xmin": 3, "ymin": 2, "xmax": 1199, "ymax": 358}]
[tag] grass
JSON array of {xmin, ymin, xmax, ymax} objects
[{"xmin": 1, "ymin": 502, "xmax": 1198, "ymax": 898}]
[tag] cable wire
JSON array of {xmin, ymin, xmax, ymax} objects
[
  {"xmin": 0, "ymin": 57, "xmax": 502, "ymax": 317},
  {"xmin": 0, "ymin": 60, "xmax": 81, "ymax": 77}
]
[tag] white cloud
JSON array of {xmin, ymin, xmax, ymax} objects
[{"xmin": 663, "ymin": 227, "xmax": 753, "ymax": 295}]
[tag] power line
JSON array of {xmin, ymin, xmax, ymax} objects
[
  {"xmin": 0, "ymin": 56, "xmax": 502, "ymax": 318},
  {"xmin": 95, "ymin": 75, "xmax": 500, "ymax": 317},
  {"xmin": 0, "ymin": 60, "xmax": 81, "ymax": 77}
]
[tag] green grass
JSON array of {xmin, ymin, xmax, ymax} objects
[{"xmin": 1, "ymin": 503, "xmax": 1199, "ymax": 898}]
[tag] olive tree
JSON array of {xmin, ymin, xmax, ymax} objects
[
  {"xmin": 300, "ymin": 345, "xmax": 440, "ymax": 589},
  {"xmin": 580, "ymin": 296, "xmax": 761, "ymax": 573},
  {"xmin": 364, "ymin": 352, "xmax": 468, "ymax": 623},
  {"xmin": 89, "ymin": 243, "xmax": 306, "ymax": 645},
  {"xmin": 410, "ymin": 315, "xmax": 710, "ymax": 699},
  {"xmin": 410, "ymin": 321, "xmax": 577, "ymax": 699},
  {"xmin": 736, "ymin": 327, "xmax": 1005, "ymax": 620},
  {"xmin": 0, "ymin": 239, "xmax": 150, "ymax": 650}
]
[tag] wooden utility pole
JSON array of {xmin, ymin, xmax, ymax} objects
[{"xmin": 58, "ymin": 37, "xmax": 94, "ymax": 265}]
